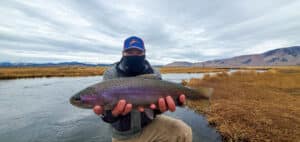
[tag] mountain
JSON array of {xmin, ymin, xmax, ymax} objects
[
  {"xmin": 165, "ymin": 61, "xmax": 193, "ymax": 67},
  {"xmin": 0, "ymin": 61, "xmax": 111, "ymax": 67},
  {"xmin": 166, "ymin": 46, "xmax": 300, "ymax": 67}
]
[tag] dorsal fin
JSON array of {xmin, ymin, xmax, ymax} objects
[{"xmin": 136, "ymin": 74, "xmax": 161, "ymax": 79}]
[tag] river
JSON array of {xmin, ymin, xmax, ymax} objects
[{"xmin": 0, "ymin": 73, "xmax": 221, "ymax": 142}]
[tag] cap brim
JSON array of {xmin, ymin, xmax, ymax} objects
[{"xmin": 124, "ymin": 46, "xmax": 145, "ymax": 51}]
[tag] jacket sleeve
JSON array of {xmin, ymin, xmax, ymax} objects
[{"xmin": 103, "ymin": 66, "xmax": 118, "ymax": 81}]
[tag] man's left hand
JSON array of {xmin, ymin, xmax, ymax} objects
[{"xmin": 141, "ymin": 94, "xmax": 186, "ymax": 113}]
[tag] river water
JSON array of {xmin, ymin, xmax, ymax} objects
[{"xmin": 0, "ymin": 73, "xmax": 221, "ymax": 142}]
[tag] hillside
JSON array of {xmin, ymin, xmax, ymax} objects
[{"xmin": 166, "ymin": 46, "xmax": 300, "ymax": 67}]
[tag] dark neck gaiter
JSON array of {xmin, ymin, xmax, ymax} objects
[{"xmin": 119, "ymin": 55, "xmax": 146, "ymax": 76}]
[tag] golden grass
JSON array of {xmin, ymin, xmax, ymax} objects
[
  {"xmin": 186, "ymin": 67, "xmax": 300, "ymax": 142},
  {"xmin": 0, "ymin": 65, "xmax": 294, "ymax": 80},
  {"xmin": 0, "ymin": 66, "xmax": 229, "ymax": 80},
  {"xmin": 0, "ymin": 66, "xmax": 107, "ymax": 79},
  {"xmin": 159, "ymin": 67, "xmax": 228, "ymax": 73}
]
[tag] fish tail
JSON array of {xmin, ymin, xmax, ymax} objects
[
  {"xmin": 198, "ymin": 87, "xmax": 213, "ymax": 98},
  {"xmin": 185, "ymin": 86, "xmax": 213, "ymax": 100}
]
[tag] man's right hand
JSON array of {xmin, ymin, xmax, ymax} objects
[{"xmin": 93, "ymin": 99, "xmax": 133, "ymax": 117}]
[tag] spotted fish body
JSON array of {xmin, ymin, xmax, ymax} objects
[{"xmin": 70, "ymin": 75, "xmax": 212, "ymax": 110}]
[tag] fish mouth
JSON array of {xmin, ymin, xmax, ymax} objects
[
  {"xmin": 70, "ymin": 95, "xmax": 94, "ymax": 109},
  {"xmin": 70, "ymin": 95, "xmax": 82, "ymax": 107}
]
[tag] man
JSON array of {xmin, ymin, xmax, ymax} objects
[{"xmin": 93, "ymin": 36, "xmax": 192, "ymax": 142}]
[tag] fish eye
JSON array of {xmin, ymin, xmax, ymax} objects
[
  {"xmin": 74, "ymin": 96, "xmax": 81, "ymax": 101},
  {"xmin": 71, "ymin": 94, "xmax": 81, "ymax": 103}
]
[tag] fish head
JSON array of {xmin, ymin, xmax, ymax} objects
[{"xmin": 70, "ymin": 87, "xmax": 104, "ymax": 109}]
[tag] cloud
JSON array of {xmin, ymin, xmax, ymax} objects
[
  {"xmin": 0, "ymin": 0, "xmax": 300, "ymax": 65},
  {"xmin": 1, "ymin": 49, "xmax": 122, "ymax": 64}
]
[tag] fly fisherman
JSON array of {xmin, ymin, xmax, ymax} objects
[{"xmin": 93, "ymin": 36, "xmax": 192, "ymax": 142}]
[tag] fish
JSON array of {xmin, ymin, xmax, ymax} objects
[{"xmin": 70, "ymin": 74, "xmax": 213, "ymax": 110}]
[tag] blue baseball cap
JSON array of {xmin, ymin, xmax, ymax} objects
[{"xmin": 123, "ymin": 36, "xmax": 145, "ymax": 52}]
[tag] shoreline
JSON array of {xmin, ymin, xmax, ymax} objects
[{"xmin": 0, "ymin": 66, "xmax": 279, "ymax": 80}]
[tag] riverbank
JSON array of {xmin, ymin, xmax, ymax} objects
[
  {"xmin": 0, "ymin": 66, "xmax": 272, "ymax": 80},
  {"xmin": 186, "ymin": 66, "xmax": 300, "ymax": 141},
  {"xmin": 159, "ymin": 67, "xmax": 229, "ymax": 73},
  {"xmin": 0, "ymin": 66, "xmax": 107, "ymax": 79}
]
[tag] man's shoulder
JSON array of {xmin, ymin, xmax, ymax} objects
[
  {"xmin": 103, "ymin": 62, "xmax": 119, "ymax": 80},
  {"xmin": 152, "ymin": 67, "xmax": 160, "ymax": 74},
  {"xmin": 145, "ymin": 61, "xmax": 161, "ymax": 79},
  {"xmin": 152, "ymin": 67, "xmax": 162, "ymax": 80}
]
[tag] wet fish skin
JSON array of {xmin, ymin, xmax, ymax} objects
[{"xmin": 70, "ymin": 76, "xmax": 212, "ymax": 110}]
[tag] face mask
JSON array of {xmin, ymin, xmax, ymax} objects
[{"xmin": 120, "ymin": 55, "xmax": 146, "ymax": 75}]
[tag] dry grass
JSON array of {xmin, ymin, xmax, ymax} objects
[
  {"xmin": 0, "ymin": 66, "xmax": 107, "ymax": 79},
  {"xmin": 186, "ymin": 67, "xmax": 300, "ymax": 141},
  {"xmin": 0, "ymin": 66, "xmax": 228, "ymax": 80},
  {"xmin": 159, "ymin": 67, "xmax": 228, "ymax": 73},
  {"xmin": 0, "ymin": 65, "xmax": 280, "ymax": 80}
]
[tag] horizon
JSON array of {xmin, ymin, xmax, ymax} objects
[
  {"xmin": 1, "ymin": 45, "xmax": 299, "ymax": 66},
  {"xmin": 1, "ymin": 1, "xmax": 300, "ymax": 65}
]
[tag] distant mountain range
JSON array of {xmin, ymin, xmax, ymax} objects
[
  {"xmin": 166, "ymin": 46, "xmax": 300, "ymax": 67},
  {"xmin": 1, "ymin": 46, "xmax": 299, "ymax": 67},
  {"xmin": 0, "ymin": 61, "xmax": 111, "ymax": 67}
]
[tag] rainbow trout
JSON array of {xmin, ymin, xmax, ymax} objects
[{"xmin": 70, "ymin": 74, "xmax": 213, "ymax": 109}]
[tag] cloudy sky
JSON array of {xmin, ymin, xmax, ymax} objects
[{"xmin": 1, "ymin": 0, "xmax": 300, "ymax": 65}]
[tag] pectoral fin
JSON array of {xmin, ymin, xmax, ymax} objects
[{"xmin": 198, "ymin": 87, "xmax": 213, "ymax": 98}]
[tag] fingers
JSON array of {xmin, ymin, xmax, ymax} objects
[
  {"xmin": 93, "ymin": 105, "xmax": 103, "ymax": 115},
  {"xmin": 110, "ymin": 99, "xmax": 147, "ymax": 116},
  {"xmin": 150, "ymin": 104, "xmax": 156, "ymax": 109},
  {"xmin": 158, "ymin": 97, "xmax": 167, "ymax": 112},
  {"xmin": 122, "ymin": 103, "xmax": 132, "ymax": 115},
  {"xmin": 138, "ymin": 106, "xmax": 145, "ymax": 112},
  {"xmin": 179, "ymin": 94, "xmax": 186, "ymax": 104},
  {"xmin": 112, "ymin": 99, "xmax": 126, "ymax": 117},
  {"xmin": 166, "ymin": 96, "xmax": 176, "ymax": 112},
  {"xmin": 100, "ymin": 94, "xmax": 185, "ymax": 116}
]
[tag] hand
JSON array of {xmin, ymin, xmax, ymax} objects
[
  {"xmin": 93, "ymin": 99, "xmax": 132, "ymax": 117},
  {"xmin": 147, "ymin": 94, "xmax": 186, "ymax": 113},
  {"xmin": 126, "ymin": 94, "xmax": 186, "ymax": 113}
]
